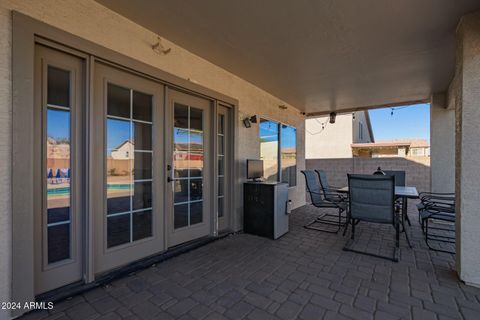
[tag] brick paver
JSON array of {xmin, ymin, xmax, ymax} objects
[{"xmin": 21, "ymin": 203, "xmax": 480, "ymax": 319}]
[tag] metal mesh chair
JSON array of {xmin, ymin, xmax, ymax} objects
[
  {"xmin": 316, "ymin": 169, "xmax": 350, "ymax": 235},
  {"xmin": 417, "ymin": 192, "xmax": 455, "ymax": 254},
  {"xmin": 302, "ymin": 170, "xmax": 347, "ymax": 233},
  {"xmin": 384, "ymin": 170, "xmax": 406, "ymax": 187},
  {"xmin": 344, "ymin": 174, "xmax": 407, "ymax": 262},
  {"xmin": 384, "ymin": 170, "xmax": 411, "ymax": 227},
  {"xmin": 316, "ymin": 170, "xmax": 344, "ymax": 201}
]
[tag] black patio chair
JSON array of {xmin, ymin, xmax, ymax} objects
[
  {"xmin": 417, "ymin": 192, "xmax": 455, "ymax": 254},
  {"xmin": 315, "ymin": 170, "xmax": 344, "ymax": 198},
  {"xmin": 384, "ymin": 170, "xmax": 411, "ymax": 226},
  {"xmin": 384, "ymin": 170, "xmax": 406, "ymax": 186},
  {"xmin": 316, "ymin": 169, "xmax": 351, "ymax": 235},
  {"xmin": 302, "ymin": 170, "xmax": 347, "ymax": 233},
  {"xmin": 418, "ymin": 192, "xmax": 455, "ymax": 219},
  {"xmin": 343, "ymin": 174, "xmax": 408, "ymax": 262}
]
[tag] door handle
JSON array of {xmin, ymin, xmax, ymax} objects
[{"xmin": 167, "ymin": 176, "xmax": 173, "ymax": 183}]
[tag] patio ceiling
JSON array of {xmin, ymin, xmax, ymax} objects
[{"xmin": 96, "ymin": 0, "xmax": 480, "ymax": 114}]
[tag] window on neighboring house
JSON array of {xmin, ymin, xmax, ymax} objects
[
  {"xmin": 259, "ymin": 118, "xmax": 297, "ymax": 187},
  {"xmin": 411, "ymin": 148, "xmax": 424, "ymax": 156},
  {"xmin": 359, "ymin": 122, "xmax": 364, "ymax": 141}
]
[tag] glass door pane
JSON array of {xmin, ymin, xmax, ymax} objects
[
  {"xmin": 93, "ymin": 62, "xmax": 165, "ymax": 274},
  {"xmin": 217, "ymin": 114, "xmax": 225, "ymax": 218},
  {"xmin": 46, "ymin": 66, "xmax": 72, "ymax": 264},
  {"xmin": 217, "ymin": 105, "xmax": 231, "ymax": 232},
  {"xmin": 106, "ymin": 84, "xmax": 153, "ymax": 248},
  {"xmin": 173, "ymin": 103, "xmax": 204, "ymax": 229},
  {"xmin": 35, "ymin": 45, "xmax": 85, "ymax": 294},
  {"xmin": 260, "ymin": 119, "xmax": 279, "ymax": 182},
  {"xmin": 280, "ymin": 124, "xmax": 297, "ymax": 187}
]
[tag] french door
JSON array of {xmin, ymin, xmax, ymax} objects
[
  {"xmin": 92, "ymin": 63, "xmax": 165, "ymax": 274},
  {"xmin": 33, "ymin": 45, "xmax": 230, "ymax": 293},
  {"xmin": 166, "ymin": 89, "xmax": 212, "ymax": 246},
  {"xmin": 34, "ymin": 45, "xmax": 84, "ymax": 294}
]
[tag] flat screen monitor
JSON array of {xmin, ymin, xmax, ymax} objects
[{"xmin": 247, "ymin": 159, "xmax": 264, "ymax": 180}]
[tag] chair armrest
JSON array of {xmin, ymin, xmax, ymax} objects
[
  {"xmin": 323, "ymin": 192, "xmax": 346, "ymax": 202},
  {"xmin": 419, "ymin": 192, "xmax": 455, "ymax": 213},
  {"xmin": 421, "ymin": 209, "xmax": 455, "ymax": 222},
  {"xmin": 423, "ymin": 204, "xmax": 455, "ymax": 214},
  {"xmin": 419, "ymin": 192, "xmax": 455, "ymax": 196},
  {"xmin": 419, "ymin": 192, "xmax": 455, "ymax": 201},
  {"xmin": 421, "ymin": 194, "xmax": 454, "ymax": 201},
  {"xmin": 422, "ymin": 199, "xmax": 455, "ymax": 208},
  {"xmin": 326, "ymin": 187, "xmax": 348, "ymax": 196},
  {"xmin": 421, "ymin": 198, "xmax": 455, "ymax": 209},
  {"xmin": 327, "ymin": 185, "xmax": 343, "ymax": 190}
]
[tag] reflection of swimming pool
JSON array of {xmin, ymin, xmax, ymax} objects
[{"xmin": 47, "ymin": 184, "xmax": 132, "ymax": 195}]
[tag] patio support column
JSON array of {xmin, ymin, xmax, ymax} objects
[
  {"xmin": 455, "ymin": 10, "xmax": 480, "ymax": 287},
  {"xmin": 430, "ymin": 93, "xmax": 455, "ymax": 193}
]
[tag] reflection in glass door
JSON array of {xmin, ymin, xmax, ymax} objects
[
  {"xmin": 34, "ymin": 45, "xmax": 84, "ymax": 294},
  {"xmin": 106, "ymin": 84, "xmax": 153, "ymax": 248},
  {"xmin": 46, "ymin": 101, "xmax": 72, "ymax": 264},
  {"xmin": 260, "ymin": 119, "xmax": 280, "ymax": 182},
  {"xmin": 93, "ymin": 63, "xmax": 164, "ymax": 274},
  {"xmin": 173, "ymin": 103, "xmax": 204, "ymax": 229},
  {"xmin": 167, "ymin": 89, "xmax": 211, "ymax": 246}
]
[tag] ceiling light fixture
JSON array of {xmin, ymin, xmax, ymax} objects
[{"xmin": 329, "ymin": 112, "xmax": 337, "ymax": 124}]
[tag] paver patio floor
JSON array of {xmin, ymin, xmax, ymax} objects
[{"xmin": 22, "ymin": 203, "xmax": 480, "ymax": 320}]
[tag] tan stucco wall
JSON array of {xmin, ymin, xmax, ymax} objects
[
  {"xmin": 306, "ymin": 156, "xmax": 431, "ymax": 197},
  {"xmin": 305, "ymin": 114, "xmax": 353, "ymax": 159},
  {"xmin": 306, "ymin": 111, "xmax": 373, "ymax": 160},
  {"xmin": 352, "ymin": 111, "xmax": 373, "ymax": 143},
  {"xmin": 430, "ymin": 94, "xmax": 455, "ymax": 193},
  {"xmin": 0, "ymin": 5, "xmax": 12, "ymax": 319},
  {"xmin": 453, "ymin": 10, "xmax": 480, "ymax": 288},
  {"xmin": 0, "ymin": 0, "xmax": 306, "ymax": 315}
]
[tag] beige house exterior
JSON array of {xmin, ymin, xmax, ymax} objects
[
  {"xmin": 110, "ymin": 140, "xmax": 134, "ymax": 160},
  {"xmin": 306, "ymin": 111, "xmax": 374, "ymax": 159},
  {"xmin": 1, "ymin": 1, "xmax": 480, "ymax": 318},
  {"xmin": 352, "ymin": 139, "xmax": 431, "ymax": 158},
  {"xmin": 1, "ymin": 3, "xmax": 307, "ymax": 317}
]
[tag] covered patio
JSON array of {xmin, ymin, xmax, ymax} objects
[
  {"xmin": 23, "ymin": 205, "xmax": 480, "ymax": 320},
  {"xmin": 2, "ymin": 1, "xmax": 480, "ymax": 319}
]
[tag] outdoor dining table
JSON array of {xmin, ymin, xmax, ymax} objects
[
  {"xmin": 337, "ymin": 186, "xmax": 419, "ymax": 235},
  {"xmin": 337, "ymin": 185, "xmax": 419, "ymax": 199}
]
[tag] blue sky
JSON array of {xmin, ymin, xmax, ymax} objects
[
  {"xmin": 281, "ymin": 125, "xmax": 296, "ymax": 148},
  {"xmin": 47, "ymin": 108, "xmax": 70, "ymax": 141},
  {"xmin": 107, "ymin": 118, "xmax": 130, "ymax": 151},
  {"xmin": 259, "ymin": 120, "xmax": 296, "ymax": 148},
  {"xmin": 368, "ymin": 103, "xmax": 430, "ymax": 141}
]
